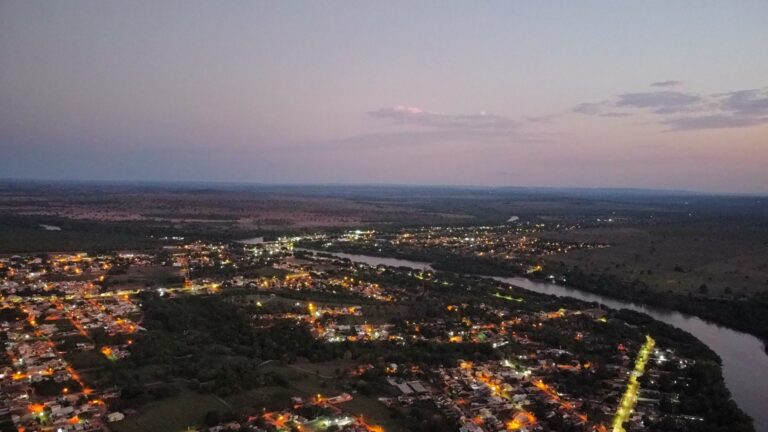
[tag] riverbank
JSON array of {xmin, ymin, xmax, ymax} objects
[
  {"xmin": 298, "ymin": 246, "xmax": 768, "ymax": 431},
  {"xmin": 301, "ymin": 242, "xmax": 768, "ymax": 353},
  {"xmin": 541, "ymin": 262, "xmax": 768, "ymax": 354}
]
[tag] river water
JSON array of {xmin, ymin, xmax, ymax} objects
[{"xmin": 308, "ymin": 250, "xmax": 768, "ymax": 431}]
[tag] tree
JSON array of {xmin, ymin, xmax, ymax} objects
[{"xmin": 204, "ymin": 410, "xmax": 220, "ymax": 427}]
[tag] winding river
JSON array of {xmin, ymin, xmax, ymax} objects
[{"xmin": 308, "ymin": 250, "xmax": 768, "ymax": 431}]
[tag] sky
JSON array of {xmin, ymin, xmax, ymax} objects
[{"xmin": 1, "ymin": 1, "xmax": 767, "ymax": 193}]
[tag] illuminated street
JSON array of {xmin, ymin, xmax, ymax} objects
[{"xmin": 612, "ymin": 335, "xmax": 656, "ymax": 432}]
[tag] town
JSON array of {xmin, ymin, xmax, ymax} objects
[
  {"xmin": 298, "ymin": 224, "xmax": 609, "ymax": 278},
  {"xmin": 0, "ymin": 232, "xmax": 746, "ymax": 431}
]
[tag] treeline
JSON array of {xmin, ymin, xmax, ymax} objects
[
  {"xmin": 0, "ymin": 214, "xmax": 162, "ymax": 254},
  {"xmin": 616, "ymin": 309, "xmax": 753, "ymax": 432},
  {"xmin": 551, "ymin": 264, "xmax": 768, "ymax": 345},
  {"xmin": 649, "ymin": 361, "xmax": 753, "ymax": 432}
]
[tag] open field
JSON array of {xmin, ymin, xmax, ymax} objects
[
  {"xmin": 3, "ymin": 182, "xmax": 766, "ymax": 252},
  {"xmin": 110, "ymin": 389, "xmax": 231, "ymax": 432},
  {"xmin": 109, "ymin": 361, "xmax": 404, "ymax": 432},
  {"xmin": 0, "ymin": 183, "xmax": 478, "ymax": 243},
  {"xmin": 543, "ymin": 222, "xmax": 768, "ymax": 297},
  {"xmin": 0, "ymin": 215, "xmax": 162, "ymax": 254}
]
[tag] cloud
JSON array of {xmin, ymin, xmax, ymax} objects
[
  {"xmin": 368, "ymin": 105, "xmax": 523, "ymax": 136},
  {"xmin": 574, "ymin": 86, "xmax": 768, "ymax": 130},
  {"xmin": 574, "ymin": 103, "xmax": 631, "ymax": 117},
  {"xmin": 573, "ymin": 102, "xmax": 602, "ymax": 115},
  {"xmin": 664, "ymin": 114, "xmax": 768, "ymax": 130},
  {"xmin": 718, "ymin": 88, "xmax": 768, "ymax": 117},
  {"xmin": 368, "ymin": 105, "xmax": 519, "ymax": 134},
  {"xmin": 614, "ymin": 91, "xmax": 702, "ymax": 113},
  {"xmin": 315, "ymin": 105, "xmax": 550, "ymax": 149},
  {"xmin": 525, "ymin": 113, "xmax": 561, "ymax": 123},
  {"xmin": 575, "ymin": 91, "xmax": 704, "ymax": 117},
  {"xmin": 651, "ymin": 80, "xmax": 683, "ymax": 87}
]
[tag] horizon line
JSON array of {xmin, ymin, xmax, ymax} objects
[{"xmin": 2, "ymin": 177, "xmax": 767, "ymax": 198}]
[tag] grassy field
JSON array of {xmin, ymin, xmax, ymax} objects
[
  {"xmin": 0, "ymin": 225, "xmax": 160, "ymax": 254},
  {"xmin": 111, "ymin": 389, "xmax": 231, "ymax": 432},
  {"xmin": 544, "ymin": 222, "xmax": 768, "ymax": 297},
  {"xmin": 110, "ymin": 361, "xmax": 404, "ymax": 432}
]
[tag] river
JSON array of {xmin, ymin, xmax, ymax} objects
[{"xmin": 307, "ymin": 250, "xmax": 768, "ymax": 431}]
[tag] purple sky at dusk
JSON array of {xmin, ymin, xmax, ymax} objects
[{"xmin": 1, "ymin": 1, "xmax": 767, "ymax": 193}]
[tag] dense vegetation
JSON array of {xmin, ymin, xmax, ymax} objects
[
  {"xmin": 83, "ymin": 272, "xmax": 752, "ymax": 430},
  {"xmin": 93, "ymin": 293, "xmax": 505, "ymax": 411},
  {"xmin": 551, "ymin": 263, "xmax": 768, "ymax": 349},
  {"xmin": 306, "ymin": 241, "xmax": 768, "ymax": 352}
]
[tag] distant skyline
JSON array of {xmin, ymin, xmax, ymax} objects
[{"xmin": 1, "ymin": 1, "xmax": 767, "ymax": 193}]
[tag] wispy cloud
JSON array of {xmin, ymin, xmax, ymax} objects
[
  {"xmin": 719, "ymin": 88, "xmax": 768, "ymax": 117},
  {"xmin": 663, "ymin": 114, "xmax": 768, "ymax": 130},
  {"xmin": 651, "ymin": 80, "xmax": 683, "ymax": 87},
  {"xmin": 614, "ymin": 91, "xmax": 702, "ymax": 113},
  {"xmin": 305, "ymin": 105, "xmax": 549, "ymax": 149},
  {"xmin": 574, "ymin": 102, "xmax": 631, "ymax": 117},
  {"xmin": 368, "ymin": 105, "xmax": 519, "ymax": 134},
  {"xmin": 574, "ymin": 86, "xmax": 768, "ymax": 130}
]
